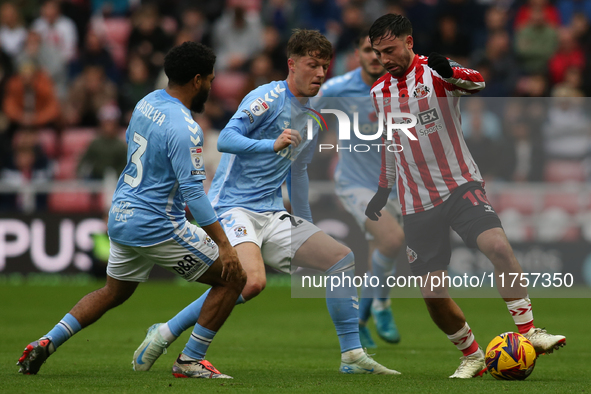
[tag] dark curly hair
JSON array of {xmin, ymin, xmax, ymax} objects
[
  {"xmin": 286, "ymin": 29, "xmax": 333, "ymax": 61},
  {"xmin": 369, "ymin": 14, "xmax": 413, "ymax": 46},
  {"xmin": 164, "ymin": 41, "xmax": 216, "ymax": 86}
]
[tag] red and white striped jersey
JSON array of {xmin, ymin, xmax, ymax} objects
[{"xmin": 371, "ymin": 54, "xmax": 486, "ymax": 215}]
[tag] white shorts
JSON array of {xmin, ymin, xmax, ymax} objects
[
  {"xmin": 107, "ymin": 221, "xmax": 219, "ymax": 282},
  {"xmin": 218, "ymin": 207, "xmax": 321, "ymax": 274},
  {"xmin": 336, "ymin": 187, "xmax": 403, "ymax": 240}
]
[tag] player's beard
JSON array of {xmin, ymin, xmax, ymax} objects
[
  {"xmin": 190, "ymin": 88, "xmax": 210, "ymax": 113},
  {"xmin": 388, "ymin": 50, "xmax": 413, "ymax": 77}
]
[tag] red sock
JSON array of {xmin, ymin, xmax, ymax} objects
[
  {"xmin": 506, "ymin": 298, "xmax": 534, "ymax": 334},
  {"xmin": 447, "ymin": 323, "xmax": 480, "ymax": 356}
]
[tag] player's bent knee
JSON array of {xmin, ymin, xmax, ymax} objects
[
  {"xmin": 242, "ymin": 277, "xmax": 265, "ymax": 299},
  {"xmin": 377, "ymin": 236, "xmax": 405, "ymax": 258}
]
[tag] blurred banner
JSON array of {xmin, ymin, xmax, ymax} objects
[{"xmin": 2, "ymin": 206, "xmax": 591, "ymax": 295}]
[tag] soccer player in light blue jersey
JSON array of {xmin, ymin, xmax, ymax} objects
[
  {"xmin": 318, "ymin": 30, "xmax": 405, "ymax": 349},
  {"xmin": 17, "ymin": 42, "xmax": 246, "ymax": 379},
  {"xmin": 135, "ymin": 29, "xmax": 400, "ymax": 375}
]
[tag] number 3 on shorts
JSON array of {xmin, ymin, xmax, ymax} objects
[{"xmin": 124, "ymin": 132, "xmax": 148, "ymax": 188}]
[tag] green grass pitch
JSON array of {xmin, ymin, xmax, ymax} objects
[{"xmin": 1, "ymin": 278, "xmax": 589, "ymax": 393}]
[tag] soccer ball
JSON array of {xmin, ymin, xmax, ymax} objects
[{"xmin": 485, "ymin": 332, "xmax": 537, "ymax": 380}]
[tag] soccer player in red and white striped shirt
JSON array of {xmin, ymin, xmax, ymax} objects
[{"xmin": 364, "ymin": 14, "xmax": 565, "ymax": 379}]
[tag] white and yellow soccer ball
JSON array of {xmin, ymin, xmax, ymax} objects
[{"xmin": 485, "ymin": 332, "xmax": 537, "ymax": 380}]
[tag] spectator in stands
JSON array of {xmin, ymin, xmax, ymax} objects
[
  {"xmin": 92, "ymin": 0, "xmax": 132, "ymax": 17},
  {"xmin": 128, "ymin": 4, "xmax": 172, "ymax": 77},
  {"xmin": 241, "ymin": 53, "xmax": 276, "ymax": 100},
  {"xmin": 515, "ymin": 7, "xmax": 559, "ymax": 75},
  {"xmin": 17, "ymin": 30, "xmax": 68, "ymax": 101},
  {"xmin": 518, "ymin": 74, "xmax": 551, "ymax": 96},
  {"xmin": 463, "ymin": 112, "xmax": 498, "ymax": 180},
  {"xmin": 212, "ymin": 4, "xmax": 263, "ymax": 71},
  {"xmin": 548, "ymin": 27, "xmax": 586, "ymax": 85},
  {"xmin": 261, "ymin": 0, "xmax": 295, "ymax": 41},
  {"xmin": 471, "ymin": 30, "xmax": 519, "ymax": 96},
  {"xmin": 434, "ymin": 0, "xmax": 485, "ymax": 54},
  {"xmin": 0, "ymin": 2, "xmax": 27, "ymax": 60},
  {"xmin": 77, "ymin": 103, "xmax": 126, "ymax": 180},
  {"xmin": 557, "ymin": 0, "xmax": 591, "ymax": 25},
  {"xmin": 498, "ymin": 120, "xmax": 545, "ymax": 182},
  {"xmin": 262, "ymin": 26, "xmax": 288, "ymax": 77},
  {"xmin": 178, "ymin": 7, "xmax": 212, "ymax": 47},
  {"xmin": 543, "ymin": 87, "xmax": 589, "ymax": 161},
  {"xmin": 514, "ymin": 0, "xmax": 561, "ymax": 30},
  {"xmin": 71, "ymin": 28, "xmax": 119, "ymax": 84},
  {"xmin": 428, "ymin": 14, "xmax": 472, "ymax": 66},
  {"xmin": 461, "ymin": 97, "xmax": 503, "ymax": 141},
  {"xmin": 0, "ymin": 128, "xmax": 54, "ymax": 211},
  {"xmin": 334, "ymin": 4, "xmax": 365, "ymax": 56},
  {"xmin": 32, "ymin": 0, "xmax": 78, "ymax": 64},
  {"xmin": 484, "ymin": 6, "xmax": 508, "ymax": 36},
  {"xmin": 64, "ymin": 64, "xmax": 117, "ymax": 127},
  {"xmin": 297, "ymin": 0, "xmax": 342, "ymax": 38},
  {"xmin": 118, "ymin": 54, "xmax": 153, "ymax": 123},
  {"xmin": 2, "ymin": 60, "xmax": 61, "ymax": 137}
]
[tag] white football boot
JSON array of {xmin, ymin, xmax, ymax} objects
[
  {"xmin": 339, "ymin": 349, "xmax": 401, "ymax": 375},
  {"xmin": 133, "ymin": 323, "xmax": 169, "ymax": 371},
  {"xmin": 523, "ymin": 327, "xmax": 566, "ymax": 355},
  {"xmin": 172, "ymin": 354, "xmax": 232, "ymax": 379},
  {"xmin": 449, "ymin": 347, "xmax": 487, "ymax": 378}
]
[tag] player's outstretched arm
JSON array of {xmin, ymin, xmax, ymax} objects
[
  {"xmin": 428, "ymin": 52, "xmax": 485, "ymax": 95},
  {"xmin": 217, "ymin": 121, "xmax": 276, "ymax": 154},
  {"xmin": 286, "ymin": 130, "xmax": 312, "ymax": 222}
]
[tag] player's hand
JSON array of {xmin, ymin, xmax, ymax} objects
[
  {"xmin": 274, "ymin": 128, "xmax": 302, "ymax": 152},
  {"xmin": 428, "ymin": 52, "xmax": 453, "ymax": 78},
  {"xmin": 365, "ymin": 187, "xmax": 392, "ymax": 221},
  {"xmin": 218, "ymin": 244, "xmax": 243, "ymax": 282}
]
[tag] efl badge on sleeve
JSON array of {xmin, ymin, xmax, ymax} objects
[
  {"xmin": 190, "ymin": 147, "xmax": 203, "ymax": 169},
  {"xmin": 250, "ymin": 98, "xmax": 270, "ymax": 116}
]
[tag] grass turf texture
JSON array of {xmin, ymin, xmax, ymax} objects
[{"xmin": 1, "ymin": 278, "xmax": 589, "ymax": 393}]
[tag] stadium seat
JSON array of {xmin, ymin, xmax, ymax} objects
[
  {"xmin": 227, "ymin": 0, "xmax": 262, "ymax": 12},
  {"xmin": 536, "ymin": 207, "xmax": 580, "ymax": 242},
  {"xmin": 210, "ymin": 71, "xmax": 248, "ymax": 108},
  {"xmin": 37, "ymin": 128, "xmax": 58, "ymax": 158},
  {"xmin": 498, "ymin": 208, "xmax": 534, "ymax": 242},
  {"xmin": 60, "ymin": 128, "xmax": 96, "ymax": 158},
  {"xmin": 48, "ymin": 191, "xmax": 99, "ymax": 213},
  {"xmin": 55, "ymin": 156, "xmax": 79, "ymax": 180},
  {"xmin": 542, "ymin": 191, "xmax": 581, "ymax": 214},
  {"xmin": 544, "ymin": 160, "xmax": 586, "ymax": 183},
  {"xmin": 496, "ymin": 189, "xmax": 538, "ymax": 215},
  {"xmin": 101, "ymin": 18, "xmax": 132, "ymax": 69}
]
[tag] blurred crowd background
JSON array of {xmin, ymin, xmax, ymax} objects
[{"xmin": 0, "ymin": 0, "xmax": 590, "ymax": 239}]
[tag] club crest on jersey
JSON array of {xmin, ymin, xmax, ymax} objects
[
  {"xmin": 233, "ymin": 226, "xmax": 248, "ymax": 238},
  {"xmin": 406, "ymin": 246, "xmax": 418, "ymax": 264},
  {"xmin": 250, "ymin": 98, "xmax": 269, "ymax": 116},
  {"xmin": 203, "ymin": 236, "xmax": 216, "ymax": 249},
  {"xmin": 190, "ymin": 147, "xmax": 203, "ymax": 169},
  {"xmin": 412, "ymin": 83, "xmax": 431, "ymax": 99}
]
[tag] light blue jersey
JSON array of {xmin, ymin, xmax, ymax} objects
[
  {"xmin": 108, "ymin": 90, "xmax": 214, "ymax": 247},
  {"xmin": 318, "ymin": 68, "xmax": 396, "ymax": 198},
  {"xmin": 209, "ymin": 80, "xmax": 317, "ymax": 218}
]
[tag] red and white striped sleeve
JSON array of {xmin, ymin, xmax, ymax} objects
[
  {"xmin": 378, "ymin": 136, "xmax": 397, "ymax": 189},
  {"xmin": 434, "ymin": 59, "xmax": 486, "ymax": 96}
]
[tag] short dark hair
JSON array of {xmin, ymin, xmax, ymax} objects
[
  {"xmin": 357, "ymin": 27, "xmax": 371, "ymax": 47},
  {"xmin": 164, "ymin": 41, "xmax": 216, "ymax": 86},
  {"xmin": 286, "ymin": 29, "xmax": 333, "ymax": 61},
  {"xmin": 369, "ymin": 14, "xmax": 413, "ymax": 45}
]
